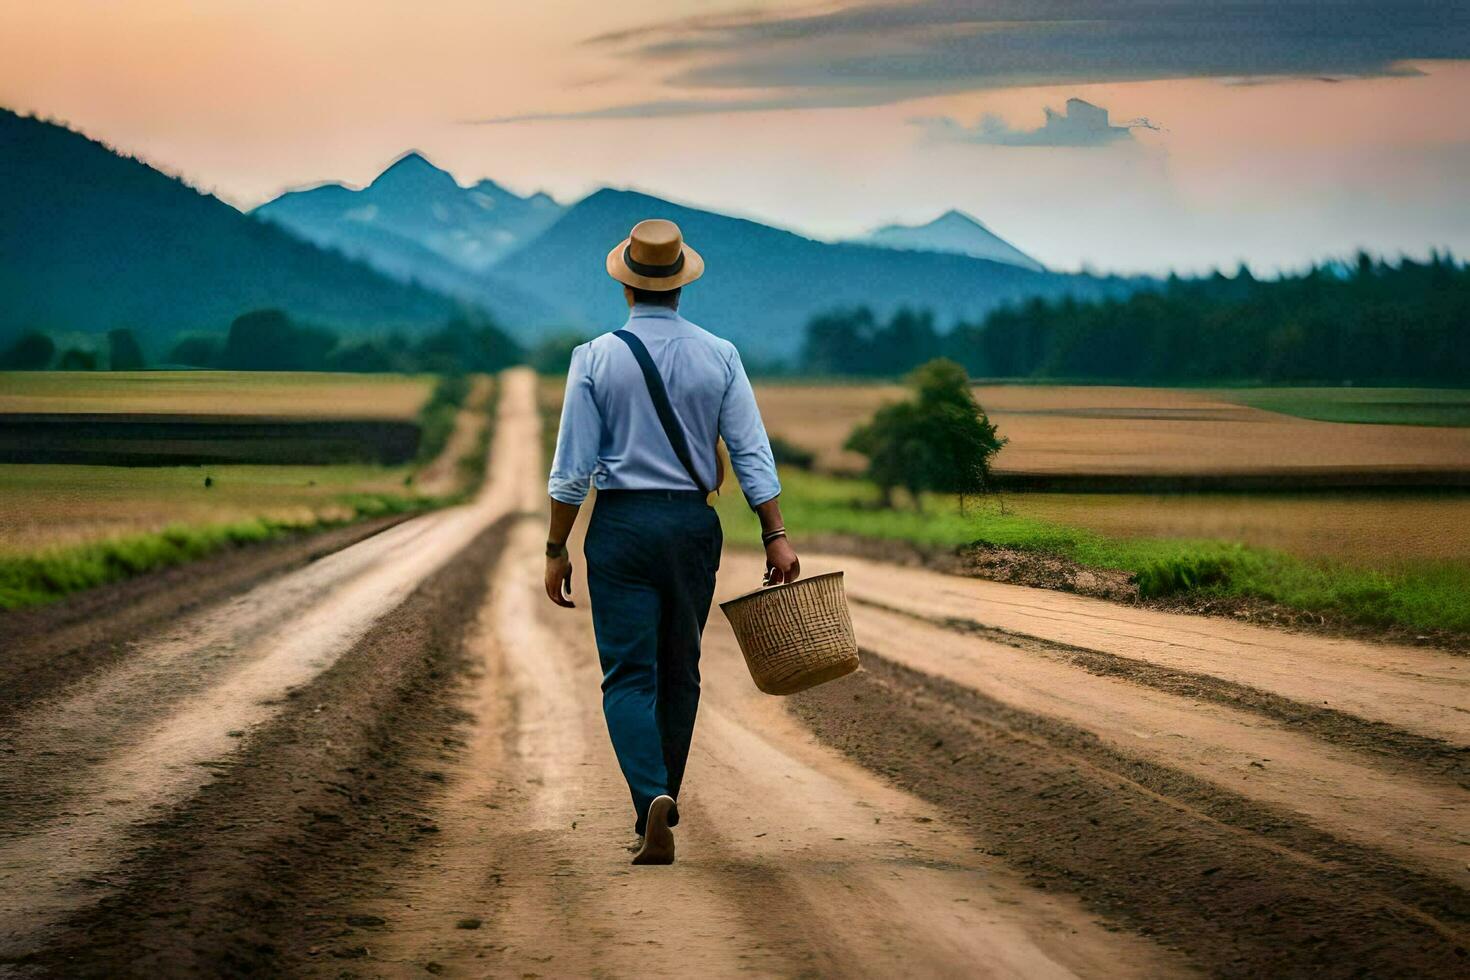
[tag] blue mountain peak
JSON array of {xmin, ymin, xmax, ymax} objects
[{"xmin": 369, "ymin": 151, "xmax": 459, "ymax": 193}]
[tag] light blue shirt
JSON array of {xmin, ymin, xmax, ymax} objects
[{"xmin": 548, "ymin": 305, "xmax": 781, "ymax": 508}]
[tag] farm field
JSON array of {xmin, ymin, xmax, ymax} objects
[
  {"xmin": 0, "ymin": 372, "xmax": 491, "ymax": 608},
  {"xmin": 0, "ymin": 371, "xmax": 468, "ymax": 552},
  {"xmin": 1228, "ymin": 387, "xmax": 1470, "ymax": 427},
  {"xmin": 3, "ymin": 370, "xmax": 1465, "ymax": 977},
  {"xmin": 0, "ymin": 371, "xmax": 437, "ymax": 466},
  {"xmin": 990, "ymin": 489, "xmax": 1470, "ymax": 566},
  {"xmin": 0, "ymin": 462, "xmax": 419, "ymax": 555},
  {"xmin": 753, "ymin": 382, "xmax": 1470, "ymax": 479},
  {"xmin": 0, "ymin": 371, "xmax": 434, "ymax": 418}
]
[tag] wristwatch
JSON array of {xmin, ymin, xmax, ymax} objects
[{"xmin": 546, "ymin": 540, "xmax": 568, "ymax": 559}]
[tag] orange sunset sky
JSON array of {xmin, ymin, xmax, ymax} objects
[{"xmin": 2, "ymin": 0, "xmax": 1467, "ymax": 274}]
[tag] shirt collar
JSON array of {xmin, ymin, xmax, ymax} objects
[{"xmin": 629, "ymin": 304, "xmax": 681, "ymax": 321}]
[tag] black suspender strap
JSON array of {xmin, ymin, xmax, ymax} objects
[{"xmin": 612, "ymin": 329, "xmax": 710, "ymax": 496}]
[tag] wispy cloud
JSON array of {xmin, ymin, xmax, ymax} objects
[
  {"xmin": 465, "ymin": 89, "xmax": 904, "ymax": 124},
  {"xmin": 489, "ymin": 1, "xmax": 1469, "ymax": 122},
  {"xmin": 914, "ymin": 98, "xmax": 1160, "ymax": 148}
]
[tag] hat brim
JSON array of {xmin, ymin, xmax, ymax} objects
[{"xmin": 606, "ymin": 239, "xmax": 704, "ymax": 291}]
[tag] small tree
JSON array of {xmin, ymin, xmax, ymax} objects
[
  {"xmin": 168, "ymin": 335, "xmax": 221, "ymax": 367},
  {"xmin": 845, "ymin": 358, "xmax": 1005, "ymax": 511},
  {"xmin": 327, "ymin": 341, "xmax": 396, "ymax": 373},
  {"xmin": 220, "ymin": 309, "xmax": 335, "ymax": 371},
  {"xmin": 58, "ymin": 348, "xmax": 98, "ymax": 370},
  {"xmin": 0, "ymin": 331, "xmax": 56, "ymax": 370},
  {"xmin": 530, "ymin": 331, "xmax": 588, "ymax": 376},
  {"xmin": 108, "ymin": 328, "xmax": 146, "ymax": 370},
  {"xmin": 415, "ymin": 315, "xmax": 524, "ymax": 374}
]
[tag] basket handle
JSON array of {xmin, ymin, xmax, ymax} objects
[{"xmin": 761, "ymin": 566, "xmax": 796, "ymax": 588}]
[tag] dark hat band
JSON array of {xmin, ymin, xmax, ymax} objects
[{"xmin": 623, "ymin": 244, "xmax": 685, "ymax": 279}]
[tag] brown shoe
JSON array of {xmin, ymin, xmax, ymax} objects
[{"xmin": 631, "ymin": 795, "xmax": 676, "ymax": 865}]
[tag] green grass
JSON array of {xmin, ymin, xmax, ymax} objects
[
  {"xmin": 718, "ymin": 469, "xmax": 1470, "ymax": 634},
  {"xmin": 0, "ymin": 491, "xmax": 435, "ymax": 611},
  {"xmin": 1227, "ymin": 387, "xmax": 1470, "ymax": 427},
  {"xmin": 415, "ymin": 374, "xmax": 473, "ymax": 466}
]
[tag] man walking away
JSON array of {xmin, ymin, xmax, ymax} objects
[{"xmin": 543, "ymin": 218, "xmax": 799, "ymax": 865}]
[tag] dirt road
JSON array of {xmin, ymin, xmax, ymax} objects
[{"xmin": 1, "ymin": 368, "xmax": 1466, "ymax": 977}]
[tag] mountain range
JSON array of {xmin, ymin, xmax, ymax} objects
[
  {"xmin": 257, "ymin": 154, "xmax": 1133, "ymax": 355},
  {"xmin": 2, "ymin": 110, "xmax": 1142, "ymax": 361},
  {"xmin": 253, "ymin": 153, "xmax": 566, "ymax": 327},
  {"xmin": 859, "ymin": 210, "xmax": 1047, "ymax": 273},
  {"xmin": 0, "ymin": 109, "xmax": 464, "ymax": 350},
  {"xmin": 494, "ymin": 189, "xmax": 1133, "ymax": 358},
  {"xmin": 258, "ymin": 152, "xmax": 564, "ymax": 272}
]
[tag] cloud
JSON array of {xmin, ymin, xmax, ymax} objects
[
  {"xmin": 914, "ymin": 98, "xmax": 1159, "ymax": 148},
  {"xmin": 493, "ymin": 1, "xmax": 1469, "ymax": 121},
  {"xmin": 466, "ymin": 90, "xmax": 900, "ymax": 124}
]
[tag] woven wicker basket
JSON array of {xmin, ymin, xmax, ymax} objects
[{"xmin": 719, "ymin": 571, "xmax": 859, "ymax": 695}]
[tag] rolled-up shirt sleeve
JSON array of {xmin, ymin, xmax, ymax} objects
[
  {"xmin": 719, "ymin": 346, "xmax": 782, "ymax": 508},
  {"xmin": 547, "ymin": 344, "xmax": 601, "ymax": 505}
]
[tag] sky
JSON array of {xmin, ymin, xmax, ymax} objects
[{"xmin": 2, "ymin": 0, "xmax": 1468, "ymax": 275}]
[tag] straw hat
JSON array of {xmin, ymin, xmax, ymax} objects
[{"xmin": 606, "ymin": 219, "xmax": 704, "ymax": 290}]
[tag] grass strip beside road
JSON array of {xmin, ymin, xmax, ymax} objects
[
  {"xmin": 415, "ymin": 375, "xmax": 473, "ymax": 467},
  {"xmin": 0, "ymin": 493, "xmax": 431, "ymax": 611},
  {"xmin": 717, "ymin": 469, "xmax": 1470, "ymax": 634}
]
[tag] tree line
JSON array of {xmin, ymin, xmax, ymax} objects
[
  {"xmin": 0, "ymin": 309, "xmax": 546, "ymax": 375},
  {"xmin": 6, "ymin": 253, "xmax": 1465, "ymax": 383},
  {"xmin": 800, "ymin": 253, "xmax": 1469, "ymax": 384}
]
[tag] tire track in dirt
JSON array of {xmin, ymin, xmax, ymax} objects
[
  {"xmin": 0, "ymin": 514, "xmax": 412, "ymax": 721},
  {"xmin": 855, "ymin": 596, "xmax": 1470, "ymax": 785},
  {"xmin": 719, "ymin": 548, "xmax": 1469, "ymax": 885},
  {"xmin": 10, "ymin": 516, "xmax": 514, "ymax": 977},
  {"xmin": 0, "ymin": 369, "xmax": 541, "ymax": 964},
  {"xmin": 823, "ymin": 553, "xmax": 1469, "ymax": 748},
  {"xmin": 790, "ymin": 652, "xmax": 1470, "ymax": 977}
]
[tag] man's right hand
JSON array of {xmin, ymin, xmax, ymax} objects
[
  {"xmin": 764, "ymin": 536, "xmax": 801, "ymax": 585},
  {"xmin": 545, "ymin": 553, "xmax": 575, "ymax": 608}
]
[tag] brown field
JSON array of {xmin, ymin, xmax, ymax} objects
[
  {"xmin": 754, "ymin": 383, "xmax": 1470, "ymax": 477},
  {"xmin": 1001, "ymin": 491, "xmax": 1470, "ymax": 566},
  {"xmin": 0, "ymin": 463, "xmax": 417, "ymax": 555},
  {"xmin": 0, "ymin": 371, "xmax": 433, "ymax": 419}
]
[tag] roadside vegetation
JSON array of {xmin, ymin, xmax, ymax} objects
[
  {"xmin": 414, "ymin": 374, "xmax": 473, "ymax": 466},
  {"xmin": 718, "ymin": 468, "xmax": 1470, "ymax": 634},
  {"xmin": 0, "ymin": 493, "xmax": 424, "ymax": 610}
]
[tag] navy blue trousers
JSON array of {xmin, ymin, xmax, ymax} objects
[{"xmin": 584, "ymin": 489, "xmax": 722, "ymax": 836}]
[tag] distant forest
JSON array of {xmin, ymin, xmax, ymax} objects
[
  {"xmin": 0, "ymin": 310, "xmax": 528, "ymax": 376},
  {"xmin": 799, "ymin": 254, "xmax": 1469, "ymax": 384}
]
